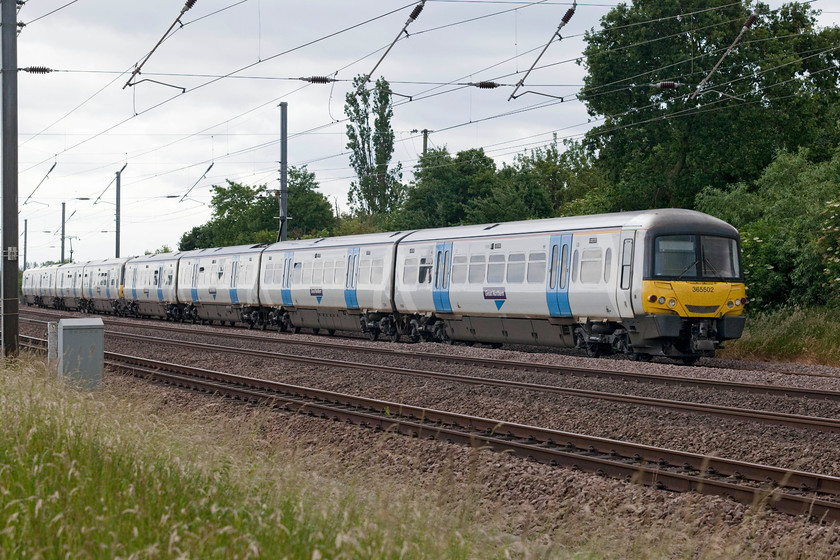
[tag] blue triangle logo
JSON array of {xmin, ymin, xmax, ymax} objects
[
  {"xmin": 212, "ymin": 294, "xmax": 217, "ymax": 300},
  {"xmin": 316, "ymin": 297, "xmax": 322, "ymax": 304},
  {"xmin": 495, "ymin": 300, "xmax": 505, "ymax": 310}
]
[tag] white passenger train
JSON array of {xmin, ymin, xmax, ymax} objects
[{"xmin": 22, "ymin": 209, "xmax": 747, "ymax": 362}]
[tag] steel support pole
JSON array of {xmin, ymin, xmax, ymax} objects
[
  {"xmin": 116, "ymin": 165, "xmax": 124, "ymax": 258},
  {"xmin": 60, "ymin": 202, "xmax": 65, "ymax": 263},
  {"xmin": 22, "ymin": 218, "xmax": 26, "ymax": 271},
  {"xmin": 1, "ymin": 0, "xmax": 18, "ymax": 355},
  {"xmin": 278, "ymin": 101, "xmax": 288, "ymax": 242}
]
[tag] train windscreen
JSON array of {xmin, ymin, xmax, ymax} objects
[{"xmin": 653, "ymin": 235, "xmax": 741, "ymax": 281}]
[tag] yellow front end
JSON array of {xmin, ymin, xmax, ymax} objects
[{"xmin": 641, "ymin": 280, "xmax": 746, "ymax": 318}]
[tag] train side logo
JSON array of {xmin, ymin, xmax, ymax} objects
[{"xmin": 483, "ymin": 287, "xmax": 506, "ymax": 310}]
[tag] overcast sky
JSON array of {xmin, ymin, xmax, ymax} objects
[{"xmin": 12, "ymin": 0, "xmax": 838, "ymax": 265}]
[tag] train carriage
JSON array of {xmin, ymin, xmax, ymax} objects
[
  {"xmin": 124, "ymin": 252, "xmax": 183, "ymax": 320},
  {"xmin": 394, "ymin": 209, "xmax": 746, "ymax": 361},
  {"xmin": 81, "ymin": 257, "xmax": 133, "ymax": 314},
  {"xmin": 55, "ymin": 262, "xmax": 86, "ymax": 311},
  {"xmin": 22, "ymin": 265, "xmax": 60, "ymax": 307},
  {"xmin": 176, "ymin": 244, "xmax": 265, "ymax": 325},
  {"xmin": 259, "ymin": 232, "xmax": 409, "ymax": 336}
]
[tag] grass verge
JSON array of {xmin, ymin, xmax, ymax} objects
[
  {"xmin": 718, "ymin": 306, "xmax": 840, "ymax": 365},
  {"xmin": 0, "ymin": 358, "xmax": 506, "ymax": 559}
]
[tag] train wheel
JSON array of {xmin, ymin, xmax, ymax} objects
[
  {"xmin": 328, "ymin": 329, "xmax": 336, "ymax": 336},
  {"xmin": 682, "ymin": 356, "xmax": 699, "ymax": 366},
  {"xmin": 312, "ymin": 328, "xmax": 320, "ymax": 335},
  {"xmin": 631, "ymin": 353, "xmax": 652, "ymax": 362},
  {"xmin": 388, "ymin": 328, "xmax": 400, "ymax": 343},
  {"xmin": 293, "ymin": 326, "xmax": 301, "ymax": 334},
  {"xmin": 368, "ymin": 329, "xmax": 380, "ymax": 342}
]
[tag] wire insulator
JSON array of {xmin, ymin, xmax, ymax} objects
[
  {"xmin": 561, "ymin": 7, "xmax": 575, "ymax": 24},
  {"xmin": 21, "ymin": 66, "xmax": 52, "ymax": 74},
  {"xmin": 473, "ymin": 81, "xmax": 501, "ymax": 89},
  {"xmin": 302, "ymin": 76, "xmax": 335, "ymax": 84},
  {"xmin": 184, "ymin": 0, "xmax": 197, "ymax": 10},
  {"xmin": 744, "ymin": 13, "xmax": 757, "ymax": 28},
  {"xmin": 408, "ymin": 3, "xmax": 424, "ymax": 22},
  {"xmin": 656, "ymin": 81, "xmax": 677, "ymax": 89}
]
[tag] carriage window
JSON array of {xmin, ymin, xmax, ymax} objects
[
  {"xmin": 527, "ymin": 252, "xmax": 546, "ymax": 284},
  {"xmin": 334, "ymin": 260, "xmax": 346, "ymax": 285},
  {"xmin": 549, "ymin": 246, "xmax": 558, "ymax": 289},
  {"xmin": 312, "ymin": 260, "xmax": 323, "ymax": 284},
  {"xmin": 302, "ymin": 261, "xmax": 312, "ymax": 284},
  {"xmin": 451, "ymin": 256, "xmax": 468, "ymax": 284},
  {"xmin": 403, "ymin": 258, "xmax": 418, "ymax": 284},
  {"xmin": 292, "ymin": 262, "xmax": 302, "ymax": 284},
  {"xmin": 604, "ymin": 248, "xmax": 612, "ymax": 283},
  {"xmin": 263, "ymin": 262, "xmax": 273, "ymax": 283},
  {"xmin": 487, "ymin": 254, "xmax": 505, "ymax": 283},
  {"xmin": 621, "ymin": 238, "xmax": 634, "ymax": 289},
  {"xmin": 469, "ymin": 255, "xmax": 486, "ymax": 284},
  {"xmin": 358, "ymin": 259, "xmax": 371, "ymax": 286},
  {"xmin": 580, "ymin": 249, "xmax": 603, "ymax": 285},
  {"xmin": 560, "ymin": 245, "xmax": 570, "ymax": 289},
  {"xmin": 321, "ymin": 260, "xmax": 332, "ymax": 285},
  {"xmin": 418, "ymin": 257, "xmax": 432, "ymax": 284},
  {"xmin": 153, "ymin": 270, "xmax": 159, "ymax": 286},
  {"xmin": 506, "ymin": 253, "xmax": 526, "ymax": 283},
  {"xmin": 442, "ymin": 251, "xmax": 451, "ymax": 289},
  {"xmin": 571, "ymin": 250, "xmax": 580, "ymax": 284},
  {"xmin": 371, "ymin": 259, "xmax": 384, "ymax": 285}
]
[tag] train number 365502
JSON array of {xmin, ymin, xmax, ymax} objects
[{"xmin": 692, "ymin": 286, "xmax": 715, "ymax": 293}]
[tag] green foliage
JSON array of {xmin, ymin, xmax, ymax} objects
[
  {"xmin": 144, "ymin": 244, "xmax": 173, "ymax": 255},
  {"xmin": 696, "ymin": 148, "xmax": 840, "ymax": 309},
  {"xmin": 345, "ymin": 75, "xmax": 404, "ymax": 216},
  {"xmin": 178, "ymin": 167, "xmax": 334, "ymax": 250},
  {"xmin": 581, "ymin": 0, "xmax": 840, "ymax": 212}
]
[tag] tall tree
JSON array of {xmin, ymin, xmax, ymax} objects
[
  {"xmin": 178, "ymin": 168, "xmax": 334, "ymax": 250},
  {"xmin": 345, "ymin": 75, "xmax": 403, "ymax": 216},
  {"xmin": 394, "ymin": 148, "xmax": 499, "ymax": 229},
  {"xmin": 580, "ymin": 0, "xmax": 840, "ymax": 211}
]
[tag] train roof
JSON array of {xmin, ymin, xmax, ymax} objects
[
  {"xmin": 178, "ymin": 244, "xmax": 268, "ymax": 259},
  {"xmin": 263, "ymin": 231, "xmax": 413, "ymax": 253},
  {"xmin": 126, "ymin": 252, "xmax": 185, "ymax": 264},
  {"xmin": 81, "ymin": 256, "xmax": 135, "ymax": 268},
  {"xmin": 399, "ymin": 209, "xmax": 738, "ymax": 243}
]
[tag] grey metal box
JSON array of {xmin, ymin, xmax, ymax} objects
[{"xmin": 57, "ymin": 318, "xmax": 104, "ymax": 389}]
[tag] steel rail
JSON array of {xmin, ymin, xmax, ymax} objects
[
  {"xmin": 92, "ymin": 330, "xmax": 840, "ymax": 434},
  {"xmin": 21, "ymin": 309, "xmax": 840, "ymax": 401}
]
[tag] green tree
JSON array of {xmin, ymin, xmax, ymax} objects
[
  {"xmin": 286, "ymin": 166, "xmax": 336, "ymax": 239},
  {"xmin": 580, "ymin": 0, "xmax": 840, "ymax": 211},
  {"xmin": 696, "ymin": 148, "xmax": 840, "ymax": 309},
  {"xmin": 395, "ymin": 148, "xmax": 499, "ymax": 229},
  {"xmin": 178, "ymin": 168, "xmax": 334, "ymax": 250},
  {"xmin": 345, "ymin": 75, "xmax": 403, "ymax": 216}
]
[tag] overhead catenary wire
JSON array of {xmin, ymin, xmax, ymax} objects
[
  {"xmin": 508, "ymin": 0, "xmax": 576, "ymax": 100},
  {"xmin": 355, "ymin": 0, "xmax": 427, "ymax": 96},
  {"xmin": 123, "ymin": 0, "xmax": 199, "ymax": 90}
]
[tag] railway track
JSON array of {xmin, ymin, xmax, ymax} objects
[
  {"xmin": 101, "ymin": 329, "xmax": 840, "ymax": 434},
  {"xmin": 21, "ymin": 309, "xmax": 840, "ymax": 404},
  {"xmin": 20, "ymin": 334, "xmax": 840, "ymax": 522}
]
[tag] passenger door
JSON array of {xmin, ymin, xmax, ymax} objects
[
  {"xmin": 281, "ymin": 253, "xmax": 294, "ymax": 307},
  {"xmin": 432, "ymin": 242, "xmax": 453, "ymax": 313},
  {"xmin": 546, "ymin": 234, "xmax": 572, "ymax": 317},
  {"xmin": 617, "ymin": 230, "xmax": 636, "ymax": 318},
  {"xmin": 229, "ymin": 257, "xmax": 240, "ymax": 304},
  {"xmin": 344, "ymin": 247, "xmax": 360, "ymax": 310}
]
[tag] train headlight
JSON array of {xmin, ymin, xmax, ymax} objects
[
  {"xmin": 727, "ymin": 300, "xmax": 734, "ymax": 308},
  {"xmin": 658, "ymin": 296, "xmax": 666, "ymax": 304},
  {"xmin": 668, "ymin": 299, "xmax": 676, "ymax": 308}
]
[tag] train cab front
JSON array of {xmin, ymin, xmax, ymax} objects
[{"xmin": 635, "ymin": 230, "xmax": 746, "ymax": 361}]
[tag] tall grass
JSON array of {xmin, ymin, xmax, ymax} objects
[
  {"xmin": 0, "ymin": 358, "xmax": 503, "ymax": 559},
  {"xmin": 718, "ymin": 306, "xmax": 840, "ymax": 365}
]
